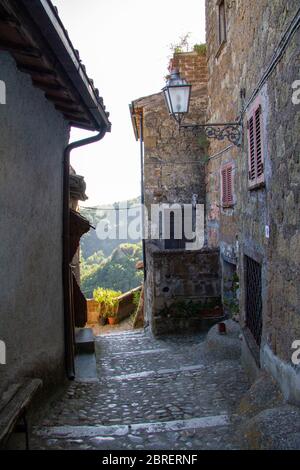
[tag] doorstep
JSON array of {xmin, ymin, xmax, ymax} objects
[
  {"xmin": 75, "ymin": 328, "xmax": 97, "ymax": 380},
  {"xmin": 75, "ymin": 328, "xmax": 95, "ymax": 354}
]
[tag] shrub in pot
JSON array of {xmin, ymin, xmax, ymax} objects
[{"xmin": 93, "ymin": 287, "xmax": 121, "ymax": 326}]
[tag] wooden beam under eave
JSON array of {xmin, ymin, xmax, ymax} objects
[
  {"xmin": 0, "ymin": 16, "xmax": 20, "ymax": 28},
  {"xmin": 55, "ymin": 104, "xmax": 85, "ymax": 116},
  {"xmin": 17, "ymin": 64, "xmax": 57, "ymax": 77},
  {"xmin": 63, "ymin": 114, "xmax": 90, "ymax": 124},
  {"xmin": 0, "ymin": 40, "xmax": 41, "ymax": 58},
  {"xmin": 45, "ymin": 94, "xmax": 75, "ymax": 106},
  {"xmin": 32, "ymin": 81, "xmax": 68, "ymax": 93}
]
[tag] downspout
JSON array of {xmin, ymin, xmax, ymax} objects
[
  {"xmin": 139, "ymin": 113, "xmax": 147, "ymax": 280},
  {"xmin": 63, "ymin": 127, "xmax": 107, "ymax": 379}
]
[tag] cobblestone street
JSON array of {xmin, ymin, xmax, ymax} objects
[{"xmin": 32, "ymin": 329, "xmax": 250, "ymax": 450}]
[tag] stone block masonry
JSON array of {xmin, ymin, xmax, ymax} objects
[
  {"xmin": 145, "ymin": 244, "xmax": 223, "ymax": 336},
  {"xmin": 205, "ymin": 0, "xmax": 300, "ymax": 404},
  {"xmin": 131, "ymin": 50, "xmax": 212, "ymax": 336}
]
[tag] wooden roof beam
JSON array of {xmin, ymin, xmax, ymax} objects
[
  {"xmin": 55, "ymin": 105, "xmax": 85, "ymax": 116},
  {"xmin": 0, "ymin": 39, "xmax": 41, "ymax": 58},
  {"xmin": 17, "ymin": 64, "xmax": 57, "ymax": 77}
]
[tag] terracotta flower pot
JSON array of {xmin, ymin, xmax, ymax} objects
[{"xmin": 108, "ymin": 317, "xmax": 119, "ymax": 325}]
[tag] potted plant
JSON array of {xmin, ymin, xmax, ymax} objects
[{"xmin": 93, "ymin": 288, "xmax": 121, "ymax": 326}]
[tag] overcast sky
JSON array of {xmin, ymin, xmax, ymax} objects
[{"xmin": 54, "ymin": 0, "xmax": 206, "ymax": 206}]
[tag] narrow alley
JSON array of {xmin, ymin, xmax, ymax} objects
[
  {"xmin": 1, "ymin": 0, "xmax": 299, "ymax": 457},
  {"xmin": 32, "ymin": 328, "xmax": 249, "ymax": 450}
]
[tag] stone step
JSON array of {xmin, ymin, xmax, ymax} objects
[
  {"xmin": 75, "ymin": 353, "xmax": 97, "ymax": 380},
  {"xmin": 37, "ymin": 359, "xmax": 247, "ymax": 428},
  {"xmin": 75, "ymin": 328, "xmax": 95, "ymax": 354},
  {"xmin": 32, "ymin": 413, "xmax": 240, "ymax": 450}
]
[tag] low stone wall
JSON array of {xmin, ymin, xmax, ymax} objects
[
  {"xmin": 145, "ymin": 244, "xmax": 223, "ymax": 336},
  {"xmin": 86, "ymin": 286, "xmax": 142, "ymax": 325},
  {"xmin": 118, "ymin": 286, "xmax": 142, "ymax": 322},
  {"xmin": 86, "ymin": 299, "xmax": 100, "ymax": 324}
]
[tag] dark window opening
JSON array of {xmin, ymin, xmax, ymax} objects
[
  {"xmin": 163, "ymin": 209, "xmax": 186, "ymax": 250},
  {"xmin": 245, "ymin": 255, "xmax": 263, "ymax": 346},
  {"xmin": 222, "ymin": 259, "xmax": 239, "ymax": 317},
  {"xmin": 218, "ymin": 0, "xmax": 227, "ymax": 46}
]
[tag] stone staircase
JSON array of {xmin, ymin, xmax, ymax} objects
[{"xmin": 32, "ymin": 329, "xmax": 250, "ymax": 450}]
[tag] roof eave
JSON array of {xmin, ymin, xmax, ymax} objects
[{"xmin": 19, "ymin": 0, "xmax": 111, "ymax": 132}]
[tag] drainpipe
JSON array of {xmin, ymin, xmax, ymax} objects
[
  {"xmin": 63, "ymin": 128, "xmax": 107, "ymax": 379},
  {"xmin": 139, "ymin": 113, "xmax": 147, "ymax": 280}
]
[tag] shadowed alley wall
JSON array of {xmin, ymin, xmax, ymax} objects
[{"xmin": 0, "ymin": 52, "xmax": 69, "ymax": 393}]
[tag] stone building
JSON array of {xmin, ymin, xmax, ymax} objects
[
  {"xmin": 0, "ymin": 0, "xmax": 110, "ymax": 397},
  {"xmin": 130, "ymin": 0, "xmax": 300, "ymax": 404},
  {"xmin": 130, "ymin": 52, "xmax": 224, "ymax": 336},
  {"xmin": 205, "ymin": 0, "xmax": 300, "ymax": 405}
]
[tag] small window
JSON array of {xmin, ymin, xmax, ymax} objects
[
  {"xmin": 247, "ymin": 101, "xmax": 265, "ymax": 188},
  {"xmin": 218, "ymin": 0, "xmax": 227, "ymax": 46},
  {"xmin": 221, "ymin": 164, "xmax": 233, "ymax": 207},
  {"xmin": 162, "ymin": 207, "xmax": 186, "ymax": 250}
]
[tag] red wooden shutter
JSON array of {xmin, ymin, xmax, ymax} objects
[
  {"xmin": 255, "ymin": 105, "xmax": 264, "ymax": 182},
  {"xmin": 222, "ymin": 168, "xmax": 227, "ymax": 205},
  {"xmin": 222, "ymin": 164, "xmax": 233, "ymax": 206},
  {"xmin": 248, "ymin": 115, "xmax": 256, "ymax": 183},
  {"xmin": 247, "ymin": 101, "xmax": 264, "ymax": 188},
  {"xmin": 227, "ymin": 166, "xmax": 233, "ymax": 204}
]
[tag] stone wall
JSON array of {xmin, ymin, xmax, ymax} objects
[
  {"xmin": 171, "ymin": 51, "xmax": 208, "ymax": 87},
  {"xmin": 0, "ymin": 52, "xmax": 69, "ymax": 394},
  {"xmin": 205, "ymin": 0, "xmax": 300, "ymax": 402},
  {"xmin": 132, "ymin": 51, "xmax": 213, "ymax": 335},
  {"xmin": 134, "ymin": 52, "xmax": 208, "ymax": 214},
  {"xmin": 145, "ymin": 244, "xmax": 222, "ymax": 336}
]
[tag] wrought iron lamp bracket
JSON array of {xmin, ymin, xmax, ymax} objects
[{"xmin": 179, "ymin": 121, "xmax": 243, "ymax": 147}]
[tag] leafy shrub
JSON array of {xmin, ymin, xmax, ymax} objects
[
  {"xmin": 193, "ymin": 43, "xmax": 207, "ymax": 55},
  {"xmin": 82, "ymin": 243, "xmax": 144, "ymax": 298},
  {"xmin": 133, "ymin": 290, "xmax": 141, "ymax": 308},
  {"xmin": 93, "ymin": 288, "xmax": 121, "ymax": 318}
]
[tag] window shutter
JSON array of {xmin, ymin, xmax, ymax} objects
[
  {"xmin": 222, "ymin": 164, "xmax": 233, "ymax": 207},
  {"xmin": 247, "ymin": 101, "xmax": 265, "ymax": 188},
  {"xmin": 222, "ymin": 168, "xmax": 227, "ymax": 205},
  {"xmin": 248, "ymin": 116, "xmax": 256, "ymax": 182},
  {"xmin": 227, "ymin": 166, "xmax": 233, "ymax": 204},
  {"xmin": 255, "ymin": 105, "xmax": 264, "ymax": 182}
]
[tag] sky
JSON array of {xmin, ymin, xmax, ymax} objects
[{"xmin": 54, "ymin": 0, "xmax": 206, "ymax": 206}]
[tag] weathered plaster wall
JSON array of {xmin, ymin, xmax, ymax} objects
[
  {"xmin": 0, "ymin": 52, "xmax": 70, "ymax": 393},
  {"xmin": 206, "ymin": 0, "xmax": 300, "ymax": 402}
]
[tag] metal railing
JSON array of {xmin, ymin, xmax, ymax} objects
[{"xmin": 245, "ymin": 255, "xmax": 263, "ymax": 346}]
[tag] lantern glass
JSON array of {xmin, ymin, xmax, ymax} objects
[
  {"xmin": 162, "ymin": 70, "xmax": 191, "ymax": 122},
  {"xmin": 168, "ymin": 85, "xmax": 191, "ymax": 114}
]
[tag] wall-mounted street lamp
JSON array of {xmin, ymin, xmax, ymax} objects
[{"xmin": 162, "ymin": 69, "xmax": 242, "ymax": 147}]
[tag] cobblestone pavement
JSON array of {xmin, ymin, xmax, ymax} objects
[{"xmin": 32, "ymin": 330, "xmax": 250, "ymax": 450}]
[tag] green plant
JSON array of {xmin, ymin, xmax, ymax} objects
[
  {"xmin": 193, "ymin": 43, "xmax": 207, "ymax": 55},
  {"xmin": 159, "ymin": 298, "xmax": 222, "ymax": 318},
  {"xmin": 133, "ymin": 290, "xmax": 141, "ymax": 308},
  {"xmin": 197, "ymin": 132, "xmax": 209, "ymax": 150},
  {"xmin": 223, "ymin": 272, "xmax": 240, "ymax": 317},
  {"xmin": 81, "ymin": 242, "xmax": 144, "ymax": 298},
  {"xmin": 93, "ymin": 288, "xmax": 121, "ymax": 318},
  {"xmin": 169, "ymin": 33, "xmax": 191, "ymax": 54}
]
